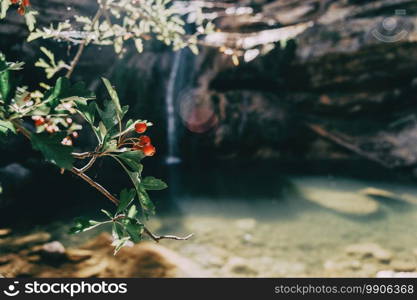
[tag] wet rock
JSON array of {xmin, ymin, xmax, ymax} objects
[
  {"xmin": 65, "ymin": 249, "xmax": 93, "ymax": 262},
  {"xmin": 0, "ymin": 232, "xmax": 51, "ymax": 251},
  {"xmin": 234, "ymin": 218, "xmax": 257, "ymax": 231},
  {"xmin": 0, "ymin": 233, "xmax": 208, "ymax": 278},
  {"xmin": 360, "ymin": 187, "xmax": 417, "ymax": 205},
  {"xmin": 391, "ymin": 260, "xmax": 416, "ymax": 272},
  {"xmin": 302, "ymin": 188, "xmax": 380, "ymax": 216},
  {"xmin": 324, "ymin": 259, "xmax": 361, "ymax": 273},
  {"xmin": 222, "ymin": 257, "xmax": 258, "ymax": 276},
  {"xmin": 0, "ymin": 228, "xmax": 11, "ymax": 237},
  {"xmin": 345, "ymin": 243, "xmax": 393, "ymax": 263},
  {"xmin": 42, "ymin": 241, "xmax": 66, "ymax": 254}
]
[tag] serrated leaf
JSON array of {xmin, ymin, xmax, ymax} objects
[
  {"xmin": 76, "ymin": 100, "xmax": 96, "ymax": 125},
  {"xmin": 102, "ymin": 78, "xmax": 122, "ymax": 115},
  {"xmin": 118, "ymin": 151, "xmax": 144, "ymax": 172},
  {"xmin": 24, "ymin": 10, "xmax": 38, "ymax": 31},
  {"xmin": 117, "ymin": 188, "xmax": 136, "ymax": 213},
  {"xmin": 138, "ymin": 185, "xmax": 155, "ymax": 217},
  {"xmin": 141, "ymin": 176, "xmax": 167, "ymax": 190},
  {"xmin": 0, "ymin": 120, "xmax": 16, "ymax": 135},
  {"xmin": 31, "ymin": 132, "xmax": 74, "ymax": 169},
  {"xmin": 125, "ymin": 220, "xmax": 143, "ymax": 243},
  {"xmin": 97, "ymin": 99, "xmax": 118, "ymax": 131}
]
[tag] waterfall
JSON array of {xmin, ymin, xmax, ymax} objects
[{"xmin": 165, "ymin": 50, "xmax": 183, "ymax": 165}]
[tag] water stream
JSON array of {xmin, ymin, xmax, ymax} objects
[{"xmin": 165, "ymin": 50, "xmax": 184, "ymax": 165}]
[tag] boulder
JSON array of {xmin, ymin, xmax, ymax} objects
[
  {"xmin": 345, "ymin": 243, "xmax": 393, "ymax": 263},
  {"xmin": 302, "ymin": 187, "xmax": 380, "ymax": 216},
  {"xmin": 0, "ymin": 233, "xmax": 208, "ymax": 278}
]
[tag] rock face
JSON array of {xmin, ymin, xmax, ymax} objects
[
  {"xmin": 1, "ymin": 0, "xmax": 417, "ymax": 170},
  {"xmin": 0, "ymin": 233, "xmax": 208, "ymax": 278},
  {"xmin": 179, "ymin": 0, "xmax": 417, "ymax": 169}
]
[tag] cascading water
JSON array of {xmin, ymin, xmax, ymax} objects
[{"xmin": 165, "ymin": 50, "xmax": 184, "ymax": 165}]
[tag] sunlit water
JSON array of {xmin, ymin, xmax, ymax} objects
[{"xmin": 23, "ymin": 167, "xmax": 417, "ymax": 277}]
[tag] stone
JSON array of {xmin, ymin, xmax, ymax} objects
[
  {"xmin": 222, "ymin": 257, "xmax": 258, "ymax": 276},
  {"xmin": 302, "ymin": 188, "xmax": 380, "ymax": 216},
  {"xmin": 42, "ymin": 241, "xmax": 65, "ymax": 254},
  {"xmin": 65, "ymin": 249, "xmax": 93, "ymax": 262},
  {"xmin": 345, "ymin": 243, "xmax": 393, "ymax": 263},
  {"xmin": 0, "ymin": 232, "xmax": 51, "ymax": 251},
  {"xmin": 391, "ymin": 260, "xmax": 416, "ymax": 272},
  {"xmin": 0, "ymin": 228, "xmax": 11, "ymax": 237}
]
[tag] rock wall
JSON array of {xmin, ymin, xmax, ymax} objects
[{"xmin": 1, "ymin": 0, "xmax": 417, "ymax": 171}]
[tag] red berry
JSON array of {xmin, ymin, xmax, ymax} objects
[
  {"xmin": 32, "ymin": 116, "xmax": 45, "ymax": 126},
  {"xmin": 142, "ymin": 144, "xmax": 156, "ymax": 156},
  {"xmin": 17, "ymin": 5, "xmax": 25, "ymax": 15},
  {"xmin": 138, "ymin": 135, "xmax": 151, "ymax": 146},
  {"xmin": 23, "ymin": 0, "xmax": 30, "ymax": 6},
  {"xmin": 134, "ymin": 122, "xmax": 147, "ymax": 133}
]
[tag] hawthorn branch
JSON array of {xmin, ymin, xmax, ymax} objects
[
  {"xmin": 65, "ymin": 9, "xmax": 102, "ymax": 79},
  {"xmin": 143, "ymin": 227, "xmax": 193, "ymax": 243},
  {"xmin": 11, "ymin": 111, "xmax": 191, "ymax": 243}
]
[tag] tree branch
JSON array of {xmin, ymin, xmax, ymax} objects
[
  {"xmin": 143, "ymin": 227, "xmax": 193, "ymax": 243},
  {"xmin": 65, "ymin": 9, "xmax": 102, "ymax": 78}
]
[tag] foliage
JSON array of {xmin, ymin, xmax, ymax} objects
[
  {"xmin": 0, "ymin": 0, "xmax": 205, "ymax": 253},
  {"xmin": 0, "ymin": 53, "xmax": 168, "ymax": 253}
]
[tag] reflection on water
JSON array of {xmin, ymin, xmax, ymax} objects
[{"xmin": 22, "ymin": 165, "xmax": 417, "ymax": 277}]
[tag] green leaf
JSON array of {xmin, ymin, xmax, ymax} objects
[
  {"xmin": 127, "ymin": 204, "xmax": 137, "ymax": 218},
  {"xmin": 112, "ymin": 222, "xmax": 124, "ymax": 240},
  {"xmin": 101, "ymin": 209, "xmax": 113, "ymax": 219},
  {"xmin": 118, "ymin": 151, "xmax": 144, "ymax": 171},
  {"xmin": 141, "ymin": 176, "xmax": 167, "ymax": 191},
  {"xmin": 69, "ymin": 217, "xmax": 102, "ymax": 234},
  {"xmin": 97, "ymin": 99, "xmax": 118, "ymax": 131},
  {"xmin": 76, "ymin": 100, "xmax": 96, "ymax": 125},
  {"xmin": 125, "ymin": 221, "xmax": 143, "ymax": 243},
  {"xmin": 117, "ymin": 188, "xmax": 136, "ymax": 214},
  {"xmin": 43, "ymin": 77, "xmax": 93, "ymax": 110},
  {"xmin": 0, "ymin": 54, "xmax": 11, "ymax": 104},
  {"xmin": 0, "ymin": 0, "xmax": 11, "ymax": 19},
  {"xmin": 31, "ymin": 132, "xmax": 75, "ymax": 169},
  {"xmin": 138, "ymin": 185, "xmax": 155, "ymax": 217},
  {"xmin": 0, "ymin": 120, "xmax": 16, "ymax": 135},
  {"xmin": 102, "ymin": 78, "xmax": 122, "ymax": 115},
  {"xmin": 24, "ymin": 10, "xmax": 38, "ymax": 31}
]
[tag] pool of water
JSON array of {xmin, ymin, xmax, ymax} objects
[{"xmin": 35, "ymin": 165, "xmax": 417, "ymax": 277}]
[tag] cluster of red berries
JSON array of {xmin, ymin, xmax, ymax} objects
[
  {"xmin": 133, "ymin": 122, "xmax": 156, "ymax": 156},
  {"xmin": 11, "ymin": 0, "xmax": 30, "ymax": 16}
]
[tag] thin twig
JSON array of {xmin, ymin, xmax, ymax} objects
[
  {"xmin": 65, "ymin": 9, "xmax": 102, "ymax": 78},
  {"xmin": 144, "ymin": 227, "xmax": 193, "ymax": 243},
  {"xmin": 71, "ymin": 167, "xmax": 119, "ymax": 205}
]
